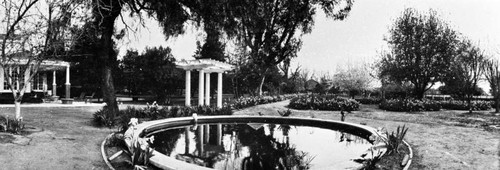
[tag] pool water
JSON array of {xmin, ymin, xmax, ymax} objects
[{"xmin": 149, "ymin": 123, "xmax": 373, "ymax": 170}]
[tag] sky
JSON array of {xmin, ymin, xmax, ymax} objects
[{"xmin": 116, "ymin": 0, "xmax": 500, "ymax": 89}]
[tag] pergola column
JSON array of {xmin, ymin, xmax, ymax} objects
[
  {"xmin": 198, "ymin": 69, "xmax": 205, "ymax": 106},
  {"xmin": 205, "ymin": 73, "xmax": 211, "ymax": 106},
  {"xmin": 217, "ymin": 72, "xmax": 223, "ymax": 108},
  {"xmin": 52, "ymin": 70, "xmax": 57, "ymax": 97},
  {"xmin": 65, "ymin": 65, "xmax": 70, "ymax": 99},
  {"xmin": 185, "ymin": 70, "xmax": 191, "ymax": 106}
]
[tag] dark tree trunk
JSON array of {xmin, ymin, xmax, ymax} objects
[
  {"xmin": 495, "ymin": 95, "xmax": 500, "ymax": 113},
  {"xmin": 413, "ymin": 86, "xmax": 425, "ymax": 99},
  {"xmin": 94, "ymin": 0, "xmax": 122, "ymax": 115}
]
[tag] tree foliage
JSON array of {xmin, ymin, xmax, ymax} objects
[
  {"xmin": 119, "ymin": 46, "xmax": 183, "ymax": 102},
  {"xmin": 228, "ymin": 0, "xmax": 353, "ymax": 95},
  {"xmin": 377, "ymin": 8, "xmax": 459, "ymax": 99},
  {"xmin": 1, "ymin": 0, "xmax": 89, "ymax": 119},
  {"xmin": 333, "ymin": 65, "xmax": 373, "ymax": 98},
  {"xmin": 441, "ymin": 39, "xmax": 485, "ymax": 104},
  {"xmin": 484, "ymin": 58, "xmax": 500, "ymax": 113}
]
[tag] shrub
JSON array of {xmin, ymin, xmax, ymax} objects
[
  {"xmin": 288, "ymin": 94, "xmax": 360, "ymax": 111},
  {"xmin": 93, "ymin": 106, "xmax": 116, "ymax": 127},
  {"xmin": 379, "ymin": 98, "xmax": 441, "ymax": 112},
  {"xmin": 0, "ymin": 116, "xmax": 25, "ymax": 134}
]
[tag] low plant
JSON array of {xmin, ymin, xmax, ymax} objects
[
  {"xmin": 0, "ymin": 115, "xmax": 25, "ymax": 134},
  {"xmin": 93, "ymin": 106, "xmax": 116, "ymax": 127},
  {"xmin": 277, "ymin": 109, "xmax": 292, "ymax": 117},
  {"xmin": 360, "ymin": 149, "xmax": 384, "ymax": 170},
  {"xmin": 384, "ymin": 125, "xmax": 409, "ymax": 155}
]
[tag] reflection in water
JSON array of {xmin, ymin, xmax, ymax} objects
[{"xmin": 150, "ymin": 123, "xmax": 373, "ymax": 169}]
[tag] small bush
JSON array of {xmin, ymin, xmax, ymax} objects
[
  {"xmin": 289, "ymin": 94, "xmax": 360, "ymax": 111},
  {"xmin": 0, "ymin": 116, "xmax": 25, "ymax": 134},
  {"xmin": 379, "ymin": 98, "xmax": 441, "ymax": 112},
  {"xmin": 93, "ymin": 106, "xmax": 115, "ymax": 127}
]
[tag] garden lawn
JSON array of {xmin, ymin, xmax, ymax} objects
[
  {"xmin": 0, "ymin": 106, "xmax": 112, "ymax": 170},
  {"xmin": 234, "ymin": 100, "xmax": 500, "ymax": 170}
]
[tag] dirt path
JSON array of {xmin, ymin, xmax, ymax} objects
[
  {"xmin": 234, "ymin": 100, "xmax": 500, "ymax": 170},
  {"xmin": 0, "ymin": 106, "xmax": 113, "ymax": 170}
]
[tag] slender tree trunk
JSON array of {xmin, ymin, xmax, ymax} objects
[
  {"xmin": 467, "ymin": 96, "xmax": 473, "ymax": 113},
  {"xmin": 258, "ymin": 76, "xmax": 266, "ymax": 96},
  {"xmin": 495, "ymin": 94, "xmax": 500, "ymax": 113},
  {"xmin": 14, "ymin": 100, "xmax": 21, "ymax": 119}
]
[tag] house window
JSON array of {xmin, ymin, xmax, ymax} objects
[
  {"xmin": 32, "ymin": 73, "xmax": 43, "ymax": 91},
  {"xmin": 3, "ymin": 66, "xmax": 26, "ymax": 91}
]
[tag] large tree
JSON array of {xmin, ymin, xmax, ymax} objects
[
  {"xmin": 229, "ymin": 0, "xmax": 353, "ymax": 95},
  {"xmin": 484, "ymin": 58, "xmax": 500, "ymax": 113},
  {"xmin": 378, "ymin": 8, "xmax": 459, "ymax": 99},
  {"xmin": 190, "ymin": 0, "xmax": 231, "ymax": 61},
  {"xmin": 333, "ymin": 65, "xmax": 374, "ymax": 98},
  {"xmin": 120, "ymin": 46, "xmax": 183, "ymax": 103},
  {"xmin": 441, "ymin": 39, "xmax": 485, "ymax": 111},
  {"xmin": 1, "ymin": 0, "xmax": 88, "ymax": 119},
  {"xmin": 91, "ymin": 0, "xmax": 194, "ymax": 115}
]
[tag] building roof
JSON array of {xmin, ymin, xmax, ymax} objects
[
  {"xmin": 1, "ymin": 51, "xmax": 70, "ymax": 70},
  {"xmin": 175, "ymin": 59, "xmax": 234, "ymax": 73}
]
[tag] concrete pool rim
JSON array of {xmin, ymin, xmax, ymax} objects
[{"xmin": 110, "ymin": 115, "xmax": 413, "ymax": 169}]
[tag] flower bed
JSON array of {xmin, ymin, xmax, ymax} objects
[
  {"xmin": 228, "ymin": 94, "xmax": 301, "ymax": 110},
  {"xmin": 288, "ymin": 94, "xmax": 360, "ymax": 111},
  {"xmin": 379, "ymin": 98, "xmax": 493, "ymax": 112},
  {"xmin": 379, "ymin": 99, "xmax": 441, "ymax": 112}
]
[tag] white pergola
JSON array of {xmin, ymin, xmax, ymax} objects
[{"xmin": 175, "ymin": 59, "xmax": 234, "ymax": 108}]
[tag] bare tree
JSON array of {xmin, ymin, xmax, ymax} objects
[
  {"xmin": 484, "ymin": 58, "xmax": 500, "ymax": 113},
  {"xmin": 1, "ymin": 0, "xmax": 88, "ymax": 119}
]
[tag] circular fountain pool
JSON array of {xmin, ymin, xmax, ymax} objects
[{"xmin": 125, "ymin": 116, "xmax": 386, "ymax": 170}]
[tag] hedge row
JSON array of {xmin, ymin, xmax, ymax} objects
[
  {"xmin": 438, "ymin": 100, "xmax": 491, "ymax": 111},
  {"xmin": 288, "ymin": 95, "xmax": 360, "ymax": 111},
  {"xmin": 94, "ymin": 94, "xmax": 302, "ymax": 129},
  {"xmin": 379, "ymin": 99, "xmax": 441, "ymax": 112},
  {"xmin": 379, "ymin": 99, "xmax": 492, "ymax": 112}
]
